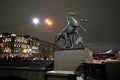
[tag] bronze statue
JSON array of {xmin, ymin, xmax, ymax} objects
[{"xmin": 55, "ymin": 12, "xmax": 87, "ymax": 49}]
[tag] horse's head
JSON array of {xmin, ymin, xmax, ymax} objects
[
  {"xmin": 68, "ymin": 12, "xmax": 76, "ymax": 16},
  {"xmin": 55, "ymin": 33, "xmax": 61, "ymax": 43}
]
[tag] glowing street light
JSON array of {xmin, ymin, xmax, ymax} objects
[
  {"xmin": 32, "ymin": 17, "xmax": 53, "ymax": 27},
  {"xmin": 32, "ymin": 18, "xmax": 39, "ymax": 24},
  {"xmin": 44, "ymin": 18, "xmax": 52, "ymax": 26}
]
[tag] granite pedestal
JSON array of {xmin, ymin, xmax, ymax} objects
[
  {"xmin": 46, "ymin": 48, "xmax": 93, "ymax": 80},
  {"xmin": 54, "ymin": 48, "xmax": 93, "ymax": 71}
]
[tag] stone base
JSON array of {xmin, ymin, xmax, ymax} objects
[
  {"xmin": 54, "ymin": 48, "xmax": 93, "ymax": 71},
  {"xmin": 46, "ymin": 70, "xmax": 76, "ymax": 80}
]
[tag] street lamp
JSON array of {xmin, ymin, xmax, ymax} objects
[
  {"xmin": 32, "ymin": 18, "xmax": 40, "ymax": 25},
  {"xmin": 44, "ymin": 18, "xmax": 53, "ymax": 26}
]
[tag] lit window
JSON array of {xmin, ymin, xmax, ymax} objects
[
  {"xmin": 2, "ymin": 40, "xmax": 5, "ymax": 42},
  {"xmin": 23, "ymin": 49, "xmax": 28, "ymax": 53},
  {"xmin": 0, "ymin": 34, "xmax": 2, "ymax": 38},
  {"xmin": 14, "ymin": 44, "xmax": 16, "ymax": 47},
  {"xmin": 11, "ymin": 34, "xmax": 16, "ymax": 36}
]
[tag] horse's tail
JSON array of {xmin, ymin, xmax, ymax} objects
[{"xmin": 54, "ymin": 33, "xmax": 60, "ymax": 43}]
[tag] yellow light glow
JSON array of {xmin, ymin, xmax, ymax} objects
[{"xmin": 44, "ymin": 18, "xmax": 52, "ymax": 26}]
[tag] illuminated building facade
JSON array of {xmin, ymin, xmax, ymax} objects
[{"xmin": 0, "ymin": 32, "xmax": 56, "ymax": 60}]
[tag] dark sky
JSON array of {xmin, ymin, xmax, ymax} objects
[{"xmin": 0, "ymin": 0, "xmax": 120, "ymax": 52}]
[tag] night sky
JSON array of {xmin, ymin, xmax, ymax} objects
[{"xmin": 0, "ymin": 0, "xmax": 120, "ymax": 52}]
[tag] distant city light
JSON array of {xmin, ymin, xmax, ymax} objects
[
  {"xmin": 29, "ymin": 49, "xmax": 32, "ymax": 52},
  {"xmin": 44, "ymin": 18, "xmax": 52, "ymax": 26},
  {"xmin": 32, "ymin": 18, "xmax": 39, "ymax": 24}
]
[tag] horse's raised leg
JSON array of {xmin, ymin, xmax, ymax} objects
[
  {"xmin": 63, "ymin": 33, "xmax": 70, "ymax": 48},
  {"xmin": 70, "ymin": 35, "xmax": 74, "ymax": 48}
]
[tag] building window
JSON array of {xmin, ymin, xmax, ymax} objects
[
  {"xmin": 0, "ymin": 34, "xmax": 2, "ymax": 38},
  {"xmin": 11, "ymin": 34, "xmax": 16, "ymax": 36}
]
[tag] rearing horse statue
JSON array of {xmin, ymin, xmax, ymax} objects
[{"xmin": 55, "ymin": 12, "xmax": 87, "ymax": 49}]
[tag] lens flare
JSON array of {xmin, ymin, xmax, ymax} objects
[
  {"xmin": 32, "ymin": 18, "xmax": 39, "ymax": 24},
  {"xmin": 44, "ymin": 18, "xmax": 52, "ymax": 26}
]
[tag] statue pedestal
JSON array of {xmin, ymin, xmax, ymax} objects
[
  {"xmin": 46, "ymin": 48, "xmax": 93, "ymax": 80},
  {"xmin": 54, "ymin": 48, "xmax": 93, "ymax": 71}
]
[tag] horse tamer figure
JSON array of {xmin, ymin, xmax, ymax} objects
[{"xmin": 55, "ymin": 12, "xmax": 87, "ymax": 49}]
